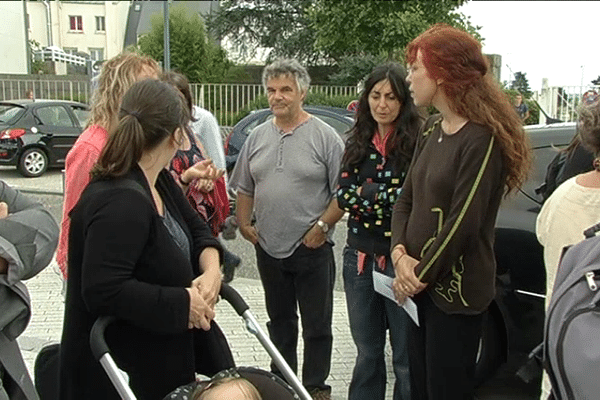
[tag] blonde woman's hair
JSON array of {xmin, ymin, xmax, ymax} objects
[
  {"xmin": 88, "ymin": 52, "xmax": 160, "ymax": 133},
  {"xmin": 91, "ymin": 79, "xmax": 187, "ymax": 179}
]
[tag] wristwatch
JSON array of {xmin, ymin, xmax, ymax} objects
[{"xmin": 316, "ymin": 220, "xmax": 330, "ymax": 233}]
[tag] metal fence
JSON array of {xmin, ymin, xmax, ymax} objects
[
  {"xmin": 0, "ymin": 79, "xmax": 91, "ymax": 104},
  {"xmin": 535, "ymin": 84, "xmax": 600, "ymax": 123},
  {"xmin": 0, "ymin": 78, "xmax": 357, "ymax": 125},
  {"xmin": 191, "ymin": 83, "xmax": 358, "ymax": 125}
]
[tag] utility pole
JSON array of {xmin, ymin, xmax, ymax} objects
[
  {"xmin": 163, "ymin": 0, "xmax": 170, "ymax": 71},
  {"xmin": 22, "ymin": 0, "xmax": 31, "ymax": 74}
]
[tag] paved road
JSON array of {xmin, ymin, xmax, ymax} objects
[{"xmin": 2, "ymin": 166, "xmax": 540, "ymax": 399}]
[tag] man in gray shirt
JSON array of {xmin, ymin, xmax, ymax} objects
[{"xmin": 229, "ymin": 59, "xmax": 344, "ymax": 400}]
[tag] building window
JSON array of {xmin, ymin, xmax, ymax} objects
[
  {"xmin": 69, "ymin": 15, "xmax": 83, "ymax": 32},
  {"xmin": 89, "ymin": 48, "xmax": 104, "ymax": 61},
  {"xmin": 63, "ymin": 47, "xmax": 78, "ymax": 55},
  {"xmin": 95, "ymin": 16, "xmax": 105, "ymax": 32}
]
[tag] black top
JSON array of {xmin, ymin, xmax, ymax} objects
[
  {"xmin": 391, "ymin": 116, "xmax": 505, "ymax": 314},
  {"xmin": 337, "ymin": 142, "xmax": 409, "ymax": 256},
  {"xmin": 59, "ymin": 166, "xmax": 222, "ymax": 400}
]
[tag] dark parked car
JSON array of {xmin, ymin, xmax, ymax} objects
[
  {"xmin": 0, "ymin": 100, "xmax": 89, "ymax": 177},
  {"xmin": 225, "ymin": 105, "xmax": 574, "ymax": 390},
  {"xmin": 474, "ymin": 122, "xmax": 576, "ymax": 387},
  {"xmin": 224, "ymin": 106, "xmax": 354, "ymax": 172}
]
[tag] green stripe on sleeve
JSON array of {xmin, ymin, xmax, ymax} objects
[{"xmin": 418, "ymin": 136, "xmax": 496, "ymax": 280}]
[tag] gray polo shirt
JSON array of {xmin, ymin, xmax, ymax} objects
[{"xmin": 229, "ymin": 116, "xmax": 344, "ymax": 259}]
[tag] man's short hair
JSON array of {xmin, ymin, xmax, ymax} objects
[{"xmin": 262, "ymin": 59, "xmax": 310, "ymax": 94}]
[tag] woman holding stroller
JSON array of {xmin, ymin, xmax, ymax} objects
[
  {"xmin": 337, "ymin": 62, "xmax": 421, "ymax": 400},
  {"xmin": 59, "ymin": 79, "xmax": 223, "ymax": 400},
  {"xmin": 391, "ymin": 24, "xmax": 530, "ymax": 399}
]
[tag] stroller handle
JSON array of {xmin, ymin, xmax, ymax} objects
[
  {"xmin": 219, "ymin": 282, "xmax": 250, "ymax": 316},
  {"xmin": 90, "ymin": 315, "xmax": 116, "ymax": 361},
  {"xmin": 90, "ymin": 284, "xmax": 247, "ymax": 361}
]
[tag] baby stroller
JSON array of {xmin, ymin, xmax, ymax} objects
[{"xmin": 90, "ymin": 283, "xmax": 312, "ymax": 400}]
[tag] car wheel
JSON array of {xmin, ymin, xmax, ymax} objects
[
  {"xmin": 474, "ymin": 310, "xmax": 504, "ymax": 387},
  {"xmin": 18, "ymin": 148, "xmax": 48, "ymax": 177}
]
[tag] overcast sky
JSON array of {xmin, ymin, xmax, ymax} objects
[{"xmin": 458, "ymin": 1, "xmax": 600, "ymax": 92}]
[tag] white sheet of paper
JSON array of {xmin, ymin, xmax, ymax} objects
[{"xmin": 372, "ymin": 270, "xmax": 419, "ymax": 326}]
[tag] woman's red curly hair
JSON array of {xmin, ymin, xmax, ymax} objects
[{"xmin": 406, "ymin": 24, "xmax": 531, "ymax": 194}]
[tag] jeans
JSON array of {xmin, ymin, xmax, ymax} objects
[
  {"xmin": 343, "ymin": 246, "xmax": 410, "ymax": 400},
  {"xmin": 255, "ymin": 243, "xmax": 335, "ymax": 391}
]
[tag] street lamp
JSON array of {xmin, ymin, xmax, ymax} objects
[{"xmin": 163, "ymin": 0, "xmax": 170, "ymax": 71}]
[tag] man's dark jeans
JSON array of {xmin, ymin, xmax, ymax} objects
[{"xmin": 255, "ymin": 242, "xmax": 335, "ymax": 392}]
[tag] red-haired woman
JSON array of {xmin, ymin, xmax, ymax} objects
[{"xmin": 390, "ymin": 24, "xmax": 531, "ymax": 399}]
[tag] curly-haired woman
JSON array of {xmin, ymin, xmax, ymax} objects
[{"xmin": 391, "ymin": 24, "xmax": 531, "ymax": 399}]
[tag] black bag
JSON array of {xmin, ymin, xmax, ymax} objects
[
  {"xmin": 34, "ymin": 343, "xmax": 59, "ymax": 400},
  {"xmin": 194, "ymin": 321, "xmax": 236, "ymax": 376},
  {"xmin": 536, "ymin": 144, "xmax": 594, "ymax": 203},
  {"xmin": 536, "ymin": 151, "xmax": 568, "ymax": 203}
]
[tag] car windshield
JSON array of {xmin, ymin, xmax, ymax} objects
[{"xmin": 0, "ymin": 104, "xmax": 25, "ymax": 124}]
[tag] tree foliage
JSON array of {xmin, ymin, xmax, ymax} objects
[
  {"xmin": 510, "ymin": 71, "xmax": 532, "ymax": 98},
  {"xmin": 327, "ymin": 54, "xmax": 387, "ymax": 86},
  {"xmin": 208, "ymin": 0, "xmax": 480, "ymax": 71},
  {"xmin": 309, "ymin": 0, "xmax": 480, "ymax": 62},
  {"xmin": 207, "ymin": 0, "xmax": 323, "ymax": 65},
  {"xmin": 137, "ymin": 6, "xmax": 231, "ymax": 82}
]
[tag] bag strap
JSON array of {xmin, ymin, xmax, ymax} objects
[{"xmin": 583, "ymin": 221, "xmax": 600, "ymax": 238}]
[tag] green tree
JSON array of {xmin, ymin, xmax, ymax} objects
[
  {"xmin": 309, "ymin": 0, "xmax": 480, "ymax": 62},
  {"xmin": 510, "ymin": 71, "xmax": 532, "ymax": 98},
  {"xmin": 29, "ymin": 39, "xmax": 51, "ymax": 74},
  {"xmin": 207, "ymin": 0, "xmax": 323, "ymax": 65},
  {"xmin": 137, "ymin": 6, "xmax": 231, "ymax": 82},
  {"xmin": 327, "ymin": 54, "xmax": 387, "ymax": 86},
  {"xmin": 208, "ymin": 0, "xmax": 479, "ymax": 67}
]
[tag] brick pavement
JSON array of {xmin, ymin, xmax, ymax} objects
[{"xmin": 17, "ymin": 260, "xmax": 396, "ymax": 400}]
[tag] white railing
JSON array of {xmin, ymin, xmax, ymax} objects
[
  {"xmin": 535, "ymin": 81, "xmax": 600, "ymax": 123},
  {"xmin": 190, "ymin": 83, "xmax": 357, "ymax": 125},
  {"xmin": 34, "ymin": 48, "xmax": 87, "ymax": 66},
  {"xmin": 191, "ymin": 83, "xmax": 265, "ymax": 126},
  {"xmin": 1, "ymin": 79, "xmax": 357, "ymax": 124},
  {"xmin": 0, "ymin": 79, "xmax": 90, "ymax": 103}
]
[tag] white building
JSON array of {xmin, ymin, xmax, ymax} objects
[
  {"xmin": 0, "ymin": 1, "xmax": 29, "ymax": 74},
  {"xmin": 26, "ymin": 0, "xmax": 130, "ymax": 62}
]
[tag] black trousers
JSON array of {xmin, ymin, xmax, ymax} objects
[
  {"xmin": 255, "ymin": 243, "xmax": 335, "ymax": 391},
  {"xmin": 409, "ymin": 292, "xmax": 483, "ymax": 400}
]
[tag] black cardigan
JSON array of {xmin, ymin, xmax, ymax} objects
[{"xmin": 59, "ymin": 166, "xmax": 222, "ymax": 400}]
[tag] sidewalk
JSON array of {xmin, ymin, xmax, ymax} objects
[{"xmin": 18, "ymin": 261, "xmax": 396, "ymax": 400}]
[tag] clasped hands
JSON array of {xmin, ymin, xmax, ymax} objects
[
  {"xmin": 391, "ymin": 245, "xmax": 427, "ymax": 304},
  {"xmin": 186, "ymin": 269, "xmax": 221, "ymax": 331},
  {"xmin": 180, "ymin": 159, "xmax": 225, "ymax": 193}
]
